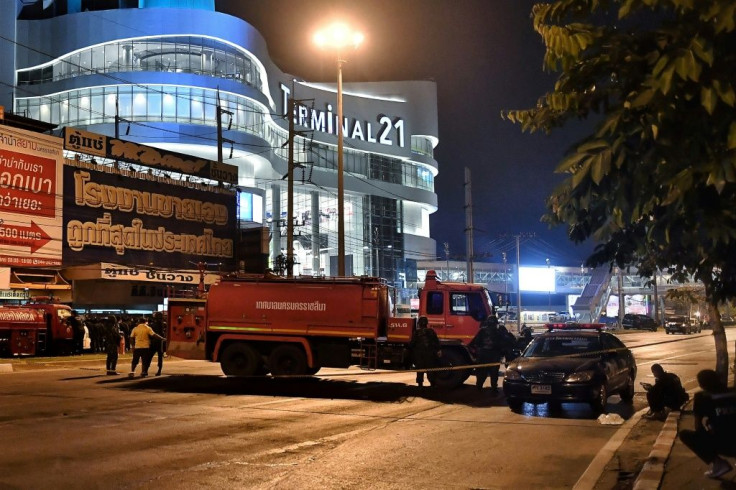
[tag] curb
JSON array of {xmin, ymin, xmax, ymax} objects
[
  {"xmin": 573, "ymin": 408, "xmax": 646, "ymax": 490},
  {"xmin": 632, "ymin": 410, "xmax": 680, "ymax": 490},
  {"xmin": 0, "ymin": 363, "xmax": 13, "ymax": 373}
]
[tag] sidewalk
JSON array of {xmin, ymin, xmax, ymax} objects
[
  {"xmin": 632, "ymin": 376, "xmax": 736, "ymax": 490},
  {"xmin": 654, "ymin": 408, "xmax": 736, "ymax": 489}
]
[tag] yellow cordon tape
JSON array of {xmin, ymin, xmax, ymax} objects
[{"xmin": 245, "ymin": 346, "xmax": 633, "ymax": 379}]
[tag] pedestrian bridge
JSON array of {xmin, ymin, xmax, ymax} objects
[{"xmin": 417, "ymin": 260, "xmax": 700, "ymax": 321}]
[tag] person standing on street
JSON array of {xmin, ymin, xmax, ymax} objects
[
  {"xmin": 149, "ymin": 312, "xmax": 167, "ymax": 376},
  {"xmin": 105, "ymin": 315, "xmax": 122, "ymax": 375},
  {"xmin": 68, "ymin": 310, "xmax": 84, "ymax": 355},
  {"xmin": 679, "ymin": 369, "xmax": 736, "ymax": 479},
  {"xmin": 129, "ymin": 317, "xmax": 165, "ymax": 378},
  {"xmin": 408, "ymin": 316, "xmax": 441, "ymax": 387},
  {"xmin": 470, "ymin": 316, "xmax": 505, "ymax": 394}
]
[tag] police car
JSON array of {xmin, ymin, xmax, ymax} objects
[{"xmin": 502, "ymin": 323, "xmax": 637, "ymax": 413}]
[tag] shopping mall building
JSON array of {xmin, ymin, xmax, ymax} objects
[{"xmin": 0, "ymin": 0, "xmax": 439, "ymax": 311}]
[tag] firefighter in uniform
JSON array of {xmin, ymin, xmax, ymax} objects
[{"xmin": 409, "ymin": 316, "xmax": 441, "ymax": 387}]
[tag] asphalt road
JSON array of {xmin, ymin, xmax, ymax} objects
[{"xmin": 0, "ymin": 330, "xmax": 729, "ymax": 490}]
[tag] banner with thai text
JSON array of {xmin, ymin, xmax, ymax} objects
[
  {"xmin": 62, "ymin": 165, "xmax": 236, "ymax": 269},
  {"xmin": 0, "ymin": 126, "xmax": 63, "ymax": 267}
]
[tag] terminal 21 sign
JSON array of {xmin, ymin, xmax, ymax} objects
[
  {"xmin": 280, "ymin": 84, "xmax": 405, "ymax": 148},
  {"xmin": 62, "ymin": 165, "xmax": 236, "ymax": 269}
]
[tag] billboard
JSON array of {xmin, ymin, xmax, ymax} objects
[
  {"xmin": 0, "ymin": 126, "xmax": 63, "ymax": 267},
  {"xmin": 63, "ymin": 127, "xmax": 238, "ymax": 185},
  {"xmin": 63, "ymin": 165, "xmax": 236, "ymax": 269},
  {"xmin": 519, "ymin": 266, "xmax": 555, "ymax": 292}
]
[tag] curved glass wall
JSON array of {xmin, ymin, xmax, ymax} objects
[
  {"xmin": 411, "ymin": 135, "xmax": 435, "ymax": 159},
  {"xmin": 17, "ymin": 36, "xmax": 264, "ymax": 94},
  {"xmin": 16, "ymin": 84, "xmax": 271, "ymax": 138}
]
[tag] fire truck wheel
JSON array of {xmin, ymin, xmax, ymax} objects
[
  {"xmin": 269, "ymin": 345, "xmax": 308, "ymax": 376},
  {"xmin": 431, "ymin": 349, "xmax": 471, "ymax": 389},
  {"xmin": 220, "ymin": 343, "xmax": 261, "ymax": 376}
]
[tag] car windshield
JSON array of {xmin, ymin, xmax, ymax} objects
[{"xmin": 524, "ymin": 335, "xmax": 601, "ymax": 358}]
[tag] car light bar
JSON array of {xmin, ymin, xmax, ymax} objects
[{"xmin": 546, "ymin": 322, "xmax": 603, "ymax": 332}]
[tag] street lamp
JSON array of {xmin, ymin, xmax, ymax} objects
[{"xmin": 314, "ymin": 22, "xmax": 363, "ymax": 277}]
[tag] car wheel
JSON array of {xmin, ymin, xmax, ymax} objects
[
  {"xmin": 507, "ymin": 397, "xmax": 524, "ymax": 411},
  {"xmin": 590, "ymin": 382, "xmax": 608, "ymax": 414},
  {"xmin": 620, "ymin": 375, "xmax": 635, "ymax": 403}
]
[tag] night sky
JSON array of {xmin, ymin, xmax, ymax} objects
[{"xmin": 217, "ymin": 0, "xmax": 596, "ymax": 267}]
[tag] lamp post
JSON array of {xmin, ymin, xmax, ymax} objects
[{"xmin": 314, "ymin": 23, "xmax": 363, "ymax": 277}]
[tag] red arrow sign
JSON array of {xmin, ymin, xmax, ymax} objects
[{"xmin": 0, "ymin": 221, "xmax": 52, "ymax": 253}]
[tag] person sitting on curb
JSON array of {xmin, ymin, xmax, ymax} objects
[
  {"xmin": 679, "ymin": 369, "xmax": 736, "ymax": 479},
  {"xmin": 641, "ymin": 363, "xmax": 689, "ymax": 420}
]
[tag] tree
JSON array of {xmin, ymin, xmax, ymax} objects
[{"xmin": 503, "ymin": 0, "xmax": 736, "ymax": 384}]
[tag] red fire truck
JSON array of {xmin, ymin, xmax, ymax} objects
[
  {"xmin": 166, "ymin": 270, "xmax": 497, "ymax": 388},
  {"xmin": 0, "ymin": 300, "xmax": 75, "ymax": 356}
]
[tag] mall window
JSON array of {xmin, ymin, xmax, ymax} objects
[
  {"xmin": 15, "ymin": 85, "xmax": 269, "ymax": 141},
  {"xmin": 411, "ymin": 135, "xmax": 435, "ymax": 158},
  {"xmin": 16, "ymin": 36, "xmax": 266, "ymax": 95}
]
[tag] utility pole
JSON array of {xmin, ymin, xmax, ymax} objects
[
  {"xmin": 464, "ymin": 167, "xmax": 474, "ymax": 284},
  {"xmin": 286, "ymin": 97, "xmax": 296, "ymax": 277},
  {"xmin": 516, "ymin": 234, "xmax": 522, "ymax": 334},
  {"xmin": 444, "ymin": 242, "xmax": 450, "ymax": 281},
  {"xmin": 216, "ymin": 89, "xmax": 234, "ymax": 166},
  {"xmin": 502, "ymin": 252, "xmax": 508, "ymax": 302},
  {"xmin": 374, "ymin": 227, "xmax": 380, "ymax": 278}
]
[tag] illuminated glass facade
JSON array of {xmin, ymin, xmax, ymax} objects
[
  {"xmin": 17, "ymin": 36, "xmax": 265, "ymax": 94},
  {"xmin": 5, "ymin": 2, "xmax": 439, "ymax": 289}
]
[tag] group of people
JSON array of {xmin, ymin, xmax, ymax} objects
[
  {"xmin": 66, "ymin": 311, "xmax": 167, "ymax": 377},
  {"xmin": 633, "ymin": 363, "xmax": 735, "ymax": 479},
  {"xmin": 127, "ymin": 313, "xmax": 167, "ymax": 378},
  {"xmin": 409, "ymin": 314, "xmax": 518, "ymax": 394}
]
